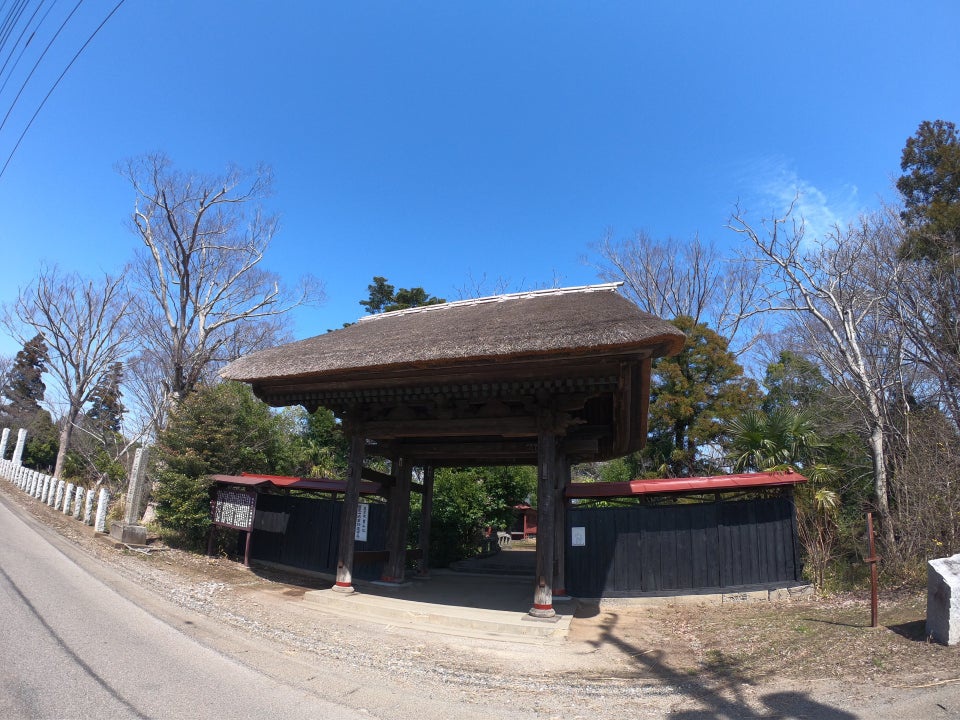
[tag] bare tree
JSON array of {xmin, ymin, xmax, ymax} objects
[
  {"xmin": 594, "ymin": 230, "xmax": 765, "ymax": 358},
  {"xmin": 728, "ymin": 206, "xmax": 906, "ymax": 556},
  {"xmin": 3, "ymin": 267, "xmax": 132, "ymax": 478},
  {"xmin": 121, "ymin": 154, "xmax": 323, "ymax": 429}
]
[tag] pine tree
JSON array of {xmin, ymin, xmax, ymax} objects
[
  {"xmin": 897, "ymin": 119, "xmax": 960, "ymax": 260},
  {"xmin": 86, "ymin": 362, "xmax": 125, "ymax": 437},
  {"xmin": 0, "ymin": 334, "xmax": 48, "ymax": 428},
  {"xmin": 359, "ymin": 276, "xmax": 444, "ymax": 314}
]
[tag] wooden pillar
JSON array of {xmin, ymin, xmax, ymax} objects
[
  {"xmin": 553, "ymin": 451, "xmax": 570, "ymax": 598},
  {"xmin": 531, "ymin": 427, "xmax": 557, "ymax": 618},
  {"xmin": 334, "ymin": 432, "xmax": 366, "ymax": 593},
  {"xmin": 381, "ymin": 457, "xmax": 412, "ymax": 583},
  {"xmin": 417, "ymin": 465, "xmax": 435, "ymax": 577}
]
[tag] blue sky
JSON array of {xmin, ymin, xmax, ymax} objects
[{"xmin": 0, "ymin": 1, "xmax": 957, "ymax": 358}]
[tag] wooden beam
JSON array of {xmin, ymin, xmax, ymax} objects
[
  {"xmin": 531, "ymin": 426, "xmax": 556, "ymax": 618},
  {"xmin": 381, "ymin": 457, "xmax": 412, "ymax": 583},
  {"xmin": 334, "ymin": 432, "xmax": 365, "ymax": 593},
  {"xmin": 363, "ymin": 415, "xmax": 538, "ymax": 440},
  {"xmin": 553, "ymin": 451, "xmax": 570, "ymax": 597},
  {"xmin": 361, "ymin": 466, "xmax": 393, "ymax": 485},
  {"xmin": 637, "ymin": 357, "xmax": 652, "ymax": 448},
  {"xmin": 417, "ymin": 466, "xmax": 435, "ymax": 577}
]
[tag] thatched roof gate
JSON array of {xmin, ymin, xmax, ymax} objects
[{"xmin": 222, "ymin": 283, "xmax": 684, "ymax": 617}]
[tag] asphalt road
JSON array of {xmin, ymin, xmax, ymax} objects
[{"xmin": 0, "ymin": 496, "xmax": 383, "ymax": 720}]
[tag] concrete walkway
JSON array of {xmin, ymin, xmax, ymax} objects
[{"xmin": 299, "ymin": 546, "xmax": 576, "ymax": 642}]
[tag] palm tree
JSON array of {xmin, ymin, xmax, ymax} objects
[
  {"xmin": 725, "ymin": 407, "xmax": 840, "ymax": 588},
  {"xmin": 726, "ymin": 407, "xmax": 828, "ymax": 472}
]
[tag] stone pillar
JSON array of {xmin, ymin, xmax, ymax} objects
[
  {"xmin": 417, "ymin": 466, "xmax": 435, "ymax": 577},
  {"xmin": 381, "ymin": 457, "xmax": 412, "ymax": 584},
  {"xmin": 73, "ymin": 487, "xmax": 85, "ymax": 519},
  {"xmin": 531, "ymin": 426, "xmax": 557, "ymax": 618},
  {"xmin": 553, "ymin": 453, "xmax": 570, "ymax": 598},
  {"xmin": 111, "ymin": 447, "xmax": 151, "ymax": 545},
  {"xmin": 11, "ymin": 428, "xmax": 26, "ymax": 465},
  {"xmin": 928, "ymin": 553, "xmax": 960, "ymax": 645},
  {"xmin": 334, "ymin": 432, "xmax": 365, "ymax": 593},
  {"xmin": 94, "ymin": 488, "xmax": 110, "ymax": 533},
  {"xmin": 123, "ymin": 447, "xmax": 150, "ymax": 524},
  {"xmin": 63, "ymin": 483, "xmax": 75, "ymax": 514},
  {"xmin": 53, "ymin": 480, "xmax": 65, "ymax": 509},
  {"xmin": 0, "ymin": 427, "xmax": 9, "ymax": 459},
  {"xmin": 40, "ymin": 475, "xmax": 51, "ymax": 503},
  {"xmin": 83, "ymin": 489, "xmax": 96, "ymax": 525}
]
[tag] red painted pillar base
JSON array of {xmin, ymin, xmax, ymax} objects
[{"xmin": 529, "ymin": 602, "xmax": 556, "ymax": 619}]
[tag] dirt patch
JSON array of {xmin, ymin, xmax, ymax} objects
[
  {"xmin": 583, "ymin": 594, "xmax": 957, "ymax": 687},
  {"xmin": 5, "ymin": 481, "xmax": 959, "ymax": 703}
]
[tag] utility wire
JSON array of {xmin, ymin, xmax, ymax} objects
[
  {"xmin": 0, "ymin": 0, "xmax": 125, "ymax": 182},
  {"xmin": 0, "ymin": 1, "xmax": 54, "ymax": 98},
  {"xmin": 0, "ymin": 0, "xmax": 83, "ymax": 137}
]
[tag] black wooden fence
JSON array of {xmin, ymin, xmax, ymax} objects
[
  {"xmin": 247, "ymin": 493, "xmax": 388, "ymax": 580},
  {"xmin": 566, "ymin": 494, "xmax": 801, "ymax": 597}
]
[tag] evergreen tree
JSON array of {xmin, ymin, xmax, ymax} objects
[
  {"xmin": 359, "ymin": 276, "xmax": 396, "ymax": 314},
  {"xmin": 152, "ymin": 381, "xmax": 301, "ymax": 546},
  {"xmin": 0, "ymin": 334, "xmax": 48, "ymax": 427},
  {"xmin": 359, "ymin": 276, "xmax": 445, "ymax": 314},
  {"xmin": 644, "ymin": 316, "xmax": 761, "ymax": 476},
  {"xmin": 897, "ymin": 119, "xmax": 960, "ymax": 260},
  {"xmin": 86, "ymin": 362, "xmax": 125, "ymax": 437},
  {"xmin": 761, "ymin": 351, "xmax": 830, "ymax": 414}
]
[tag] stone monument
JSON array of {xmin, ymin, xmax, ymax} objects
[
  {"xmin": 110, "ymin": 447, "xmax": 150, "ymax": 545},
  {"xmin": 927, "ymin": 552, "xmax": 960, "ymax": 645}
]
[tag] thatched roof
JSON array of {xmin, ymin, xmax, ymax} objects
[{"xmin": 222, "ymin": 283, "xmax": 685, "ymax": 384}]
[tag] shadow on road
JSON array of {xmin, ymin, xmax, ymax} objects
[{"xmin": 590, "ymin": 612, "xmax": 858, "ymax": 720}]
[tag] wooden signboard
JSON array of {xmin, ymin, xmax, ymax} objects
[
  {"xmin": 212, "ymin": 488, "xmax": 256, "ymax": 530},
  {"xmin": 209, "ymin": 488, "xmax": 257, "ymax": 565}
]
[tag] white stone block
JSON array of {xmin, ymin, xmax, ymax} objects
[
  {"xmin": 40, "ymin": 476, "xmax": 51, "ymax": 503},
  {"xmin": 73, "ymin": 487, "xmax": 85, "ymax": 519},
  {"xmin": 52, "ymin": 480, "xmax": 64, "ymax": 508},
  {"xmin": 83, "ymin": 489, "xmax": 96, "ymax": 525},
  {"xmin": 63, "ymin": 483, "xmax": 75, "ymax": 514},
  {"xmin": 11, "ymin": 428, "xmax": 26, "ymax": 465},
  {"xmin": 94, "ymin": 488, "xmax": 110, "ymax": 533},
  {"xmin": 927, "ymin": 553, "xmax": 960, "ymax": 646}
]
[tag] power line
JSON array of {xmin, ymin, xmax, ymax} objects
[{"xmin": 0, "ymin": 0, "xmax": 126, "ymax": 183}]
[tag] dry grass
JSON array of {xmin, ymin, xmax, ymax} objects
[{"xmin": 582, "ymin": 591, "xmax": 959, "ymax": 688}]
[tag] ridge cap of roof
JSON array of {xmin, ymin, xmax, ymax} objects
[{"xmin": 355, "ymin": 281, "xmax": 625, "ymax": 324}]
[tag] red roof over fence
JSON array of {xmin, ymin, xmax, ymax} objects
[
  {"xmin": 210, "ymin": 472, "xmax": 385, "ymax": 496},
  {"xmin": 565, "ymin": 470, "xmax": 806, "ymax": 499}
]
